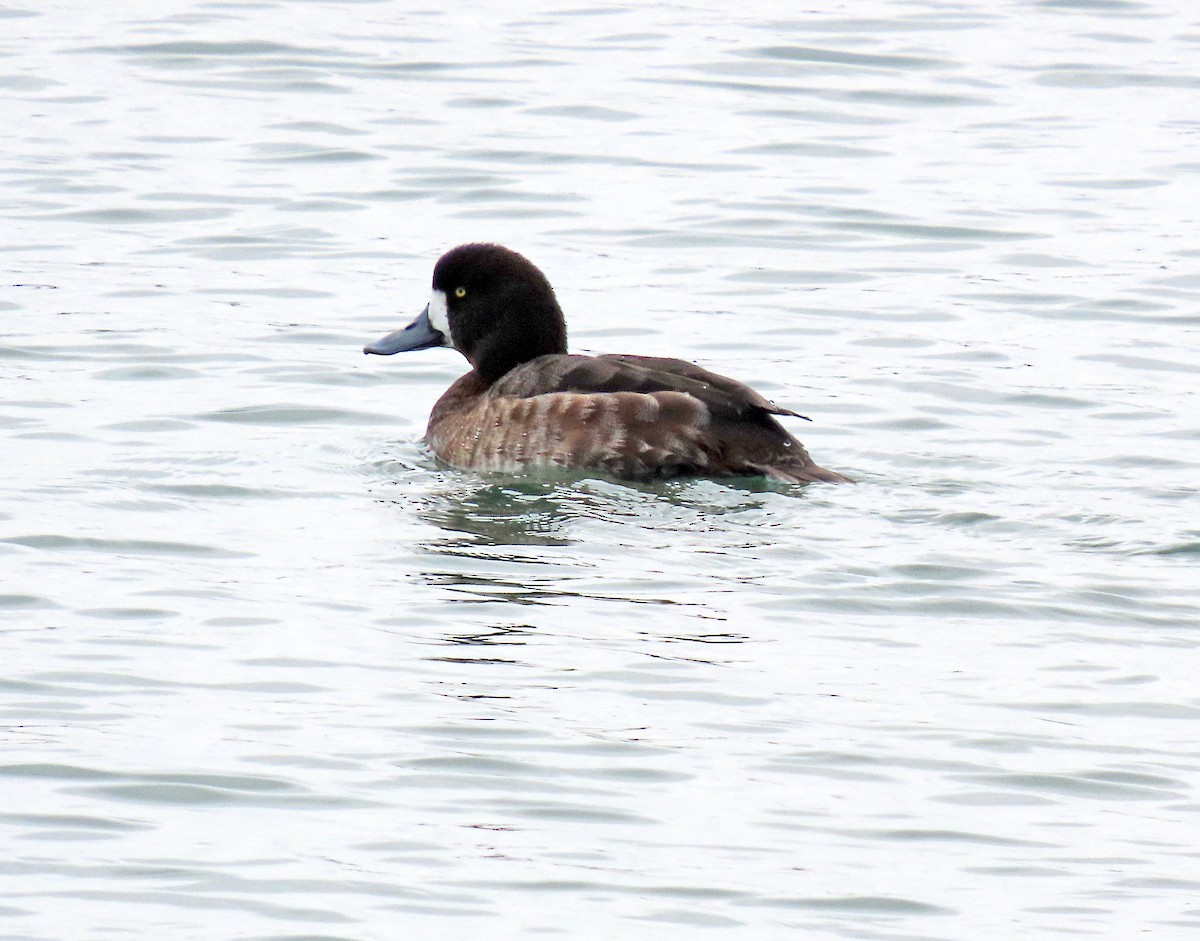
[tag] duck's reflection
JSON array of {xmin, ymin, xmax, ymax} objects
[
  {"xmin": 378, "ymin": 474, "xmax": 697, "ymax": 614},
  {"xmin": 367, "ymin": 440, "xmax": 808, "ymax": 554},
  {"xmin": 364, "ymin": 445, "xmax": 578, "ymax": 547},
  {"xmin": 366, "ymin": 453, "xmax": 812, "ymax": 659},
  {"xmin": 407, "ymin": 470, "xmax": 791, "ymax": 552},
  {"xmin": 415, "ymin": 476, "xmax": 577, "ymax": 548}
]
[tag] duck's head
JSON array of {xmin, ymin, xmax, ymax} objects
[{"xmin": 364, "ymin": 243, "xmax": 568, "ymax": 384}]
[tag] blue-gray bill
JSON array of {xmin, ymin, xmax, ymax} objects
[{"xmin": 363, "ymin": 305, "xmax": 444, "ymax": 355}]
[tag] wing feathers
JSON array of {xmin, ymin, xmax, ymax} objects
[{"xmin": 491, "ymin": 353, "xmax": 810, "ymax": 422}]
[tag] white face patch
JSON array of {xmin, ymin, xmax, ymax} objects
[{"xmin": 427, "ymin": 289, "xmax": 453, "ymax": 348}]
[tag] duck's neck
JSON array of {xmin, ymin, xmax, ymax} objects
[{"xmin": 471, "ymin": 293, "xmax": 567, "ymax": 385}]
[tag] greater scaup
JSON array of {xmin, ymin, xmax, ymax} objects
[{"xmin": 364, "ymin": 244, "xmax": 850, "ymax": 484}]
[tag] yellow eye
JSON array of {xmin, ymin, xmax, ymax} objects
[{"xmin": 454, "ymin": 286, "xmax": 467, "ymax": 298}]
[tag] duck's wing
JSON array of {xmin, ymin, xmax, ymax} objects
[
  {"xmin": 490, "ymin": 353, "xmax": 809, "ymax": 422},
  {"xmin": 600, "ymin": 354, "xmax": 811, "ymax": 420},
  {"xmin": 464, "ymin": 354, "xmax": 848, "ymax": 484}
]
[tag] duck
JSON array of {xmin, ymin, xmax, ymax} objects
[{"xmin": 363, "ymin": 243, "xmax": 850, "ymax": 484}]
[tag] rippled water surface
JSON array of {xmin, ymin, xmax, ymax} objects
[{"xmin": 4, "ymin": 1, "xmax": 1199, "ymax": 937}]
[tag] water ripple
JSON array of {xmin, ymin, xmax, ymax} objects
[{"xmin": 3, "ymin": 2, "xmax": 1199, "ymax": 938}]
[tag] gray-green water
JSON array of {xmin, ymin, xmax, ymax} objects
[{"xmin": 3, "ymin": 2, "xmax": 1199, "ymax": 938}]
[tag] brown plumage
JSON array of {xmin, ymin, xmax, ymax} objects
[{"xmin": 364, "ymin": 244, "xmax": 850, "ymax": 484}]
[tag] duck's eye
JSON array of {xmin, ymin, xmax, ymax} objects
[{"xmin": 454, "ymin": 286, "xmax": 467, "ymax": 299}]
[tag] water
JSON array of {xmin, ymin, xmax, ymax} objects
[{"xmin": 3, "ymin": 1, "xmax": 1199, "ymax": 937}]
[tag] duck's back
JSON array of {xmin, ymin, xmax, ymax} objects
[{"xmin": 426, "ymin": 353, "xmax": 850, "ymax": 483}]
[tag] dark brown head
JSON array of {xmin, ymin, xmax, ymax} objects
[{"xmin": 364, "ymin": 243, "xmax": 568, "ymax": 385}]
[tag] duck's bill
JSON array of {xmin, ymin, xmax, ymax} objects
[{"xmin": 363, "ymin": 305, "xmax": 445, "ymax": 355}]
